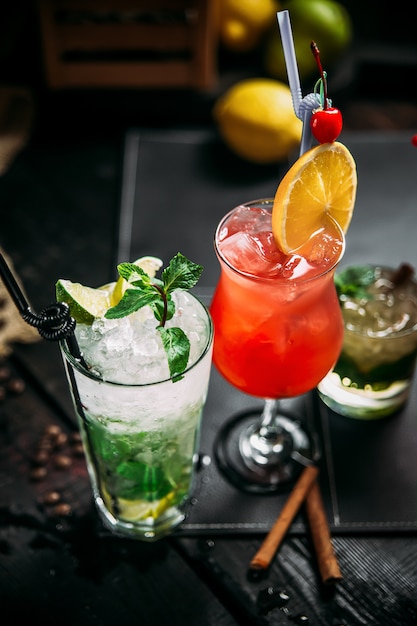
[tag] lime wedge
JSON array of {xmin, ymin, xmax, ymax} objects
[
  {"xmin": 56, "ymin": 279, "xmax": 115, "ymax": 325},
  {"xmin": 56, "ymin": 256, "xmax": 163, "ymax": 325}
]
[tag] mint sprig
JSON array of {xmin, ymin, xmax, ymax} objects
[
  {"xmin": 335, "ymin": 265, "xmax": 375, "ymax": 301},
  {"xmin": 105, "ymin": 252, "xmax": 203, "ymax": 381}
]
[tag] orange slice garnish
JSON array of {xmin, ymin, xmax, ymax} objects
[{"xmin": 272, "ymin": 141, "xmax": 357, "ymax": 253}]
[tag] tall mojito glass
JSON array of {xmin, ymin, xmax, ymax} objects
[{"xmin": 58, "ymin": 255, "xmax": 213, "ymax": 541}]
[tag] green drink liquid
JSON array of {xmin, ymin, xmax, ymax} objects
[{"xmin": 80, "ymin": 405, "xmax": 202, "ymax": 523}]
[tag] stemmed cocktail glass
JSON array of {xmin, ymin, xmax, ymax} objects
[{"xmin": 210, "ymin": 198, "xmax": 345, "ymax": 493}]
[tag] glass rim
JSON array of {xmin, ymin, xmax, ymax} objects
[
  {"xmin": 60, "ymin": 295, "xmax": 214, "ymax": 387},
  {"xmin": 338, "ymin": 262, "xmax": 417, "ymax": 280},
  {"xmin": 214, "ymin": 198, "xmax": 346, "ymax": 284}
]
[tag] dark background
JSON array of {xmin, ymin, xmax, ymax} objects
[
  {"xmin": 1, "ymin": 5, "xmax": 417, "ymax": 625},
  {"xmin": 1, "ymin": 1, "xmax": 417, "ymax": 139}
]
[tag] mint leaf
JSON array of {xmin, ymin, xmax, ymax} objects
[
  {"xmin": 158, "ymin": 327, "xmax": 190, "ymax": 381},
  {"xmin": 335, "ymin": 266, "xmax": 375, "ymax": 300},
  {"xmin": 151, "ymin": 296, "xmax": 175, "ymax": 324},
  {"xmin": 162, "ymin": 252, "xmax": 203, "ymax": 292},
  {"xmin": 104, "ymin": 253, "xmax": 204, "ymax": 381},
  {"xmin": 117, "ymin": 263, "xmax": 163, "ymax": 289},
  {"xmin": 105, "ymin": 288, "xmax": 160, "ymax": 319}
]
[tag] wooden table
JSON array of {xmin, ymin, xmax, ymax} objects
[{"xmin": 0, "ymin": 126, "xmax": 416, "ymax": 625}]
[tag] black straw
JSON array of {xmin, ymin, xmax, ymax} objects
[
  {"xmin": 0, "ymin": 252, "xmax": 30, "ymax": 314},
  {"xmin": 0, "ymin": 251, "xmax": 88, "ymax": 368}
]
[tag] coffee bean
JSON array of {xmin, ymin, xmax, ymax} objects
[
  {"xmin": 30, "ymin": 467, "xmax": 47, "ymax": 481},
  {"xmin": 44, "ymin": 424, "xmax": 62, "ymax": 438},
  {"xmin": 32, "ymin": 450, "xmax": 50, "ymax": 466},
  {"xmin": 55, "ymin": 432, "xmax": 68, "ymax": 448},
  {"xmin": 7, "ymin": 378, "xmax": 25, "ymax": 394},
  {"xmin": 54, "ymin": 503, "xmax": 72, "ymax": 516},
  {"xmin": 43, "ymin": 491, "xmax": 61, "ymax": 505},
  {"xmin": 0, "ymin": 367, "xmax": 11, "ymax": 382},
  {"xmin": 54, "ymin": 455, "xmax": 72, "ymax": 470}
]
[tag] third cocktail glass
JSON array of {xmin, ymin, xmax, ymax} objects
[{"xmin": 210, "ymin": 197, "xmax": 345, "ymax": 492}]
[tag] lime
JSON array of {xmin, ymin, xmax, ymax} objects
[
  {"xmin": 265, "ymin": 0, "xmax": 353, "ymax": 81},
  {"xmin": 56, "ymin": 279, "xmax": 114, "ymax": 325},
  {"xmin": 118, "ymin": 493, "xmax": 175, "ymax": 521},
  {"xmin": 56, "ymin": 256, "xmax": 163, "ymax": 325}
]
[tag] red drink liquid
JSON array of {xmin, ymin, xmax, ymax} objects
[{"xmin": 211, "ymin": 200, "xmax": 345, "ymax": 399}]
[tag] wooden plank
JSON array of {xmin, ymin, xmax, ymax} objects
[
  {"xmin": 55, "ymin": 23, "xmax": 190, "ymax": 52},
  {"xmin": 37, "ymin": 0, "xmax": 215, "ymax": 89},
  {"xmin": 39, "ymin": 0, "xmax": 191, "ymax": 12},
  {"xmin": 46, "ymin": 61, "xmax": 192, "ymax": 89}
]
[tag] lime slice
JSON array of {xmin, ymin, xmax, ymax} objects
[
  {"xmin": 117, "ymin": 499, "xmax": 154, "ymax": 521},
  {"xmin": 111, "ymin": 256, "xmax": 163, "ymax": 305},
  {"xmin": 118, "ymin": 492, "xmax": 175, "ymax": 521},
  {"xmin": 56, "ymin": 256, "xmax": 163, "ymax": 325},
  {"xmin": 134, "ymin": 256, "xmax": 163, "ymax": 277}
]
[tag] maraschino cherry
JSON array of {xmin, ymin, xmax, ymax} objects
[{"xmin": 310, "ymin": 41, "xmax": 343, "ymax": 144}]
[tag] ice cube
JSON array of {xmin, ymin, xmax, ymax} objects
[
  {"xmin": 219, "ymin": 231, "xmax": 284, "ymax": 277},
  {"xmin": 75, "ymin": 291, "xmax": 210, "ymax": 386}
]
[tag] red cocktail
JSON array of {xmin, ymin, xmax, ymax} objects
[{"xmin": 211, "ymin": 199, "xmax": 345, "ymax": 491}]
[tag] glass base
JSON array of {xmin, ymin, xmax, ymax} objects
[
  {"xmin": 213, "ymin": 408, "xmax": 316, "ymax": 494},
  {"xmin": 318, "ymin": 371, "xmax": 410, "ymax": 419},
  {"xmin": 93, "ymin": 494, "xmax": 185, "ymax": 541}
]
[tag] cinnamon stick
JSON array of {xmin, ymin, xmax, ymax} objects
[
  {"xmin": 249, "ymin": 465, "xmax": 319, "ymax": 571},
  {"xmin": 305, "ymin": 480, "xmax": 343, "ymax": 585}
]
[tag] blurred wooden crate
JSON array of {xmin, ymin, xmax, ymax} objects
[{"xmin": 37, "ymin": 0, "xmax": 217, "ymax": 90}]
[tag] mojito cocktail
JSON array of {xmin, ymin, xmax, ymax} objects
[
  {"xmin": 58, "ymin": 254, "xmax": 213, "ymax": 540},
  {"xmin": 318, "ymin": 264, "xmax": 417, "ymax": 418}
]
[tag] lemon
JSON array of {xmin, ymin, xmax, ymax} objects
[
  {"xmin": 56, "ymin": 256, "xmax": 163, "ymax": 325},
  {"xmin": 272, "ymin": 141, "xmax": 357, "ymax": 253},
  {"xmin": 217, "ymin": 0, "xmax": 279, "ymax": 52},
  {"xmin": 213, "ymin": 78, "xmax": 302, "ymax": 164}
]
